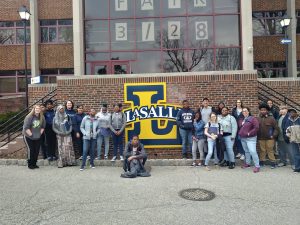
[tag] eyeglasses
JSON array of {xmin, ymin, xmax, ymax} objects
[{"xmin": 242, "ymin": 110, "xmax": 248, "ymax": 112}]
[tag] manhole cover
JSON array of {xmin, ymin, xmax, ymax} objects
[{"xmin": 179, "ymin": 188, "xmax": 215, "ymax": 201}]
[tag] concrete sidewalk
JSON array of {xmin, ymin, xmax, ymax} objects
[{"xmin": 0, "ymin": 165, "xmax": 299, "ymax": 225}]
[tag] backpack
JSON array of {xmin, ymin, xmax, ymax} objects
[{"xmin": 287, "ymin": 125, "xmax": 300, "ymax": 143}]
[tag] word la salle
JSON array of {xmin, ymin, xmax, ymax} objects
[{"xmin": 124, "ymin": 105, "xmax": 180, "ymax": 122}]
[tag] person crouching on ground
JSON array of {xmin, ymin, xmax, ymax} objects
[
  {"xmin": 121, "ymin": 135, "xmax": 150, "ymax": 178},
  {"xmin": 52, "ymin": 105, "xmax": 76, "ymax": 168},
  {"xmin": 80, "ymin": 108, "xmax": 100, "ymax": 171},
  {"xmin": 23, "ymin": 105, "xmax": 46, "ymax": 169}
]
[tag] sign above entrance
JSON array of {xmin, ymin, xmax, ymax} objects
[{"xmin": 123, "ymin": 83, "xmax": 181, "ymax": 148}]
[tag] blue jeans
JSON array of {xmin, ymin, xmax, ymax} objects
[
  {"xmin": 97, "ymin": 135, "xmax": 110, "ymax": 158},
  {"xmin": 241, "ymin": 136, "xmax": 260, "ymax": 167},
  {"xmin": 205, "ymin": 139, "xmax": 219, "ymax": 166},
  {"xmin": 112, "ymin": 131, "xmax": 124, "ymax": 157},
  {"xmin": 235, "ymin": 135, "xmax": 244, "ymax": 155},
  {"xmin": 278, "ymin": 141, "xmax": 294, "ymax": 165},
  {"xmin": 223, "ymin": 136, "xmax": 235, "ymax": 163},
  {"xmin": 290, "ymin": 143, "xmax": 300, "ymax": 170},
  {"xmin": 179, "ymin": 128, "xmax": 192, "ymax": 155},
  {"xmin": 81, "ymin": 139, "xmax": 96, "ymax": 168}
]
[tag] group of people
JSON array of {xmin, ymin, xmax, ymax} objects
[
  {"xmin": 176, "ymin": 98, "xmax": 300, "ymax": 173},
  {"xmin": 22, "ymin": 100, "xmax": 137, "ymax": 172},
  {"xmin": 22, "ymin": 97, "xmax": 300, "ymax": 175}
]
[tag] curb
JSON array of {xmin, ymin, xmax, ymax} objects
[{"xmin": 0, "ymin": 158, "xmax": 249, "ymax": 167}]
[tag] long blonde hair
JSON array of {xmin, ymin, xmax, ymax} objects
[{"xmin": 24, "ymin": 104, "xmax": 45, "ymax": 125}]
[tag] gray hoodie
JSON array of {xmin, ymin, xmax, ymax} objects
[
  {"xmin": 23, "ymin": 115, "xmax": 46, "ymax": 140},
  {"xmin": 109, "ymin": 112, "xmax": 126, "ymax": 133}
]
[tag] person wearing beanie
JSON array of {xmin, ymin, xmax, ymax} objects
[{"xmin": 257, "ymin": 103, "xmax": 279, "ymax": 169}]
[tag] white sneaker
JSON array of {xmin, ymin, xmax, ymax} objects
[
  {"xmin": 104, "ymin": 155, "xmax": 108, "ymax": 160},
  {"xmin": 240, "ymin": 155, "xmax": 245, "ymax": 160},
  {"xmin": 90, "ymin": 165, "xmax": 95, "ymax": 169},
  {"xmin": 120, "ymin": 156, "xmax": 124, "ymax": 161},
  {"xmin": 236, "ymin": 153, "xmax": 241, "ymax": 158},
  {"xmin": 111, "ymin": 156, "xmax": 117, "ymax": 162},
  {"xmin": 80, "ymin": 168, "xmax": 84, "ymax": 171}
]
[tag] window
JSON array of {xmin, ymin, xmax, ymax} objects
[
  {"xmin": 0, "ymin": 70, "xmax": 31, "ymax": 94},
  {"xmin": 84, "ymin": 0, "xmax": 241, "ymax": 74},
  {"xmin": 0, "ymin": 21, "xmax": 30, "ymax": 45},
  {"xmin": 255, "ymin": 62, "xmax": 287, "ymax": 78},
  {"xmin": 252, "ymin": 11, "xmax": 286, "ymax": 36},
  {"xmin": 40, "ymin": 68, "xmax": 74, "ymax": 83},
  {"xmin": 40, "ymin": 20, "xmax": 73, "ymax": 43}
]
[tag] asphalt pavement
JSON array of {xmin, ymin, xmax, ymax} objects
[{"xmin": 0, "ymin": 165, "xmax": 299, "ymax": 225}]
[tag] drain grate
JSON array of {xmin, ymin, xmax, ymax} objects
[{"xmin": 179, "ymin": 188, "xmax": 215, "ymax": 201}]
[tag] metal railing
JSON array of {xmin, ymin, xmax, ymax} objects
[
  {"xmin": 0, "ymin": 89, "xmax": 57, "ymax": 148},
  {"xmin": 258, "ymin": 81, "xmax": 300, "ymax": 111}
]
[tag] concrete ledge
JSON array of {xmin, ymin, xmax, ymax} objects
[
  {"xmin": 58, "ymin": 70, "xmax": 258, "ymax": 80},
  {"xmin": 0, "ymin": 158, "xmax": 253, "ymax": 167}
]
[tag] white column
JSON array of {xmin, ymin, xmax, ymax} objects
[
  {"xmin": 30, "ymin": 0, "xmax": 39, "ymax": 77},
  {"xmin": 287, "ymin": 0, "xmax": 297, "ymax": 78},
  {"xmin": 241, "ymin": 0, "xmax": 254, "ymax": 70},
  {"xmin": 73, "ymin": 0, "xmax": 85, "ymax": 76}
]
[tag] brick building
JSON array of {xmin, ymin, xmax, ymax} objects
[{"xmin": 0, "ymin": 0, "xmax": 299, "ymax": 110}]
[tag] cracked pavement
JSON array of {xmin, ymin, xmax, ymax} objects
[{"xmin": 0, "ymin": 165, "xmax": 299, "ymax": 225}]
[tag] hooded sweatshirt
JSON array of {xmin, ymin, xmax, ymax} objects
[
  {"xmin": 176, "ymin": 108, "xmax": 195, "ymax": 130},
  {"xmin": 96, "ymin": 109, "xmax": 111, "ymax": 137},
  {"xmin": 52, "ymin": 105, "xmax": 72, "ymax": 136},
  {"xmin": 282, "ymin": 115, "xmax": 300, "ymax": 143},
  {"xmin": 23, "ymin": 115, "xmax": 46, "ymax": 140}
]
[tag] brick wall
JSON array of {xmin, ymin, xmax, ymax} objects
[
  {"xmin": 39, "ymin": 44, "xmax": 74, "ymax": 69},
  {"xmin": 0, "ymin": 96, "xmax": 25, "ymax": 114},
  {"xmin": 38, "ymin": 0, "xmax": 72, "ymax": 20},
  {"xmin": 253, "ymin": 36, "xmax": 285, "ymax": 62},
  {"xmin": 252, "ymin": 0, "xmax": 286, "ymax": 11},
  {"xmin": 259, "ymin": 78, "xmax": 300, "ymax": 106},
  {"xmin": 27, "ymin": 72, "xmax": 258, "ymax": 159},
  {"xmin": 28, "ymin": 84, "xmax": 57, "ymax": 105},
  {"xmin": 0, "ymin": 0, "xmax": 29, "ymax": 21},
  {"xmin": 0, "ymin": 46, "xmax": 31, "ymax": 70}
]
